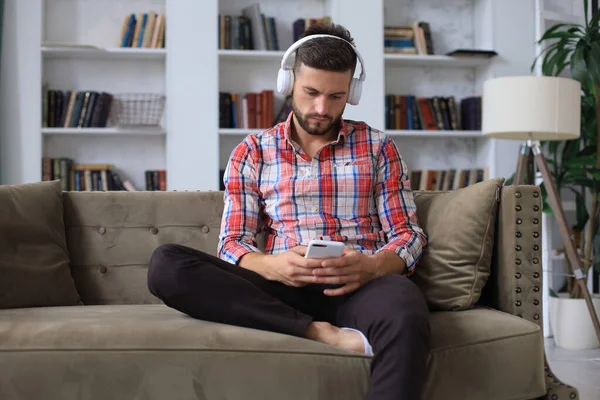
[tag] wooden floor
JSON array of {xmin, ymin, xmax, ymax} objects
[{"xmin": 545, "ymin": 339, "xmax": 600, "ymax": 400}]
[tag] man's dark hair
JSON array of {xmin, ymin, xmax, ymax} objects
[{"xmin": 294, "ymin": 23, "xmax": 357, "ymax": 76}]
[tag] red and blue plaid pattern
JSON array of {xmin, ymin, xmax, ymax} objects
[{"xmin": 218, "ymin": 112, "xmax": 427, "ymax": 274}]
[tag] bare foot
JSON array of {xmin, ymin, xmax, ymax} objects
[{"xmin": 305, "ymin": 321, "xmax": 365, "ymax": 354}]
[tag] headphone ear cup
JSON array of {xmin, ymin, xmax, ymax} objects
[
  {"xmin": 277, "ymin": 68, "xmax": 294, "ymax": 95},
  {"xmin": 347, "ymin": 78, "xmax": 362, "ymax": 105}
]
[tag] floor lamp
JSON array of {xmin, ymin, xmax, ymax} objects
[{"xmin": 481, "ymin": 75, "xmax": 600, "ymax": 343}]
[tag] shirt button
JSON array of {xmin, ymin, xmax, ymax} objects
[
  {"xmin": 313, "ymin": 174, "xmax": 318, "ymax": 179},
  {"xmin": 314, "ymin": 207, "xmax": 319, "ymax": 212}
]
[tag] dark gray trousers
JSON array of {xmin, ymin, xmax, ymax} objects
[{"xmin": 147, "ymin": 243, "xmax": 430, "ymax": 400}]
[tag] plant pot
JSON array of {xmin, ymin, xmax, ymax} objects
[{"xmin": 549, "ymin": 293, "xmax": 600, "ymax": 350}]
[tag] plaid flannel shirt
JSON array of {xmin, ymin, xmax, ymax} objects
[{"xmin": 218, "ymin": 112, "xmax": 427, "ymax": 275}]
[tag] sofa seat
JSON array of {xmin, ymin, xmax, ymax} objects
[{"xmin": 0, "ymin": 304, "xmax": 545, "ymax": 400}]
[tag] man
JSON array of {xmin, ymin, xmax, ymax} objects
[{"xmin": 148, "ymin": 23, "xmax": 430, "ymax": 400}]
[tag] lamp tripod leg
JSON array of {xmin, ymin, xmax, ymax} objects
[
  {"xmin": 531, "ymin": 140, "xmax": 600, "ymax": 343},
  {"xmin": 515, "ymin": 142, "xmax": 531, "ymax": 185}
]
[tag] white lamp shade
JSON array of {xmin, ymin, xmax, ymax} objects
[{"xmin": 482, "ymin": 76, "xmax": 581, "ymax": 141}]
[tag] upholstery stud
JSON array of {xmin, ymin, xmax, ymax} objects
[
  {"xmin": 534, "ymin": 314, "xmax": 540, "ymax": 320},
  {"xmin": 202, "ymin": 225, "xmax": 210, "ymax": 233},
  {"xmin": 99, "ymin": 266, "xmax": 107, "ymax": 275},
  {"xmin": 533, "ymin": 272, "xmax": 540, "ymax": 278},
  {"xmin": 533, "ymin": 205, "xmax": 539, "ymax": 211},
  {"xmin": 533, "ymin": 258, "xmax": 539, "ymax": 264},
  {"xmin": 533, "ymin": 244, "xmax": 539, "ymax": 251},
  {"xmin": 515, "ymin": 272, "xmax": 522, "ymax": 279},
  {"xmin": 150, "ymin": 227, "xmax": 159, "ymax": 235},
  {"xmin": 571, "ymin": 392, "xmax": 577, "ymax": 399},
  {"xmin": 534, "ymin": 286, "xmax": 540, "ymax": 292},
  {"xmin": 515, "ymin": 245, "xmax": 521, "ymax": 251},
  {"xmin": 516, "ymin": 205, "xmax": 522, "ymax": 211},
  {"xmin": 533, "ymin": 232, "xmax": 539, "ymax": 238},
  {"xmin": 534, "ymin": 299, "xmax": 540, "ymax": 306},
  {"xmin": 515, "ymin": 192, "xmax": 522, "ymax": 198},
  {"xmin": 515, "ymin": 259, "xmax": 522, "ymax": 265},
  {"xmin": 551, "ymin": 394, "xmax": 558, "ymax": 400},
  {"xmin": 515, "ymin": 300, "xmax": 521, "ymax": 307},
  {"xmin": 533, "ymin": 218, "xmax": 539, "ymax": 224},
  {"xmin": 516, "ymin": 232, "xmax": 522, "ymax": 238},
  {"xmin": 516, "ymin": 218, "xmax": 522, "ymax": 225},
  {"xmin": 98, "ymin": 227, "xmax": 106, "ymax": 235},
  {"xmin": 533, "ymin": 191, "xmax": 539, "ymax": 198},
  {"xmin": 516, "ymin": 287, "xmax": 522, "ymax": 293}
]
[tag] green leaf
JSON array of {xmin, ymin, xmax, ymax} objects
[
  {"xmin": 585, "ymin": 0, "xmax": 589, "ymax": 28},
  {"xmin": 538, "ymin": 24, "xmax": 584, "ymax": 42},
  {"xmin": 585, "ymin": 41, "xmax": 600, "ymax": 88},
  {"xmin": 588, "ymin": 6, "xmax": 600, "ymax": 33},
  {"xmin": 570, "ymin": 188, "xmax": 590, "ymax": 231},
  {"xmin": 594, "ymin": 231, "xmax": 600, "ymax": 275},
  {"xmin": 568, "ymin": 153, "xmax": 597, "ymax": 167},
  {"xmin": 587, "ymin": 169, "xmax": 600, "ymax": 180},
  {"xmin": 505, "ymin": 174, "xmax": 514, "ymax": 186},
  {"xmin": 549, "ymin": 288, "xmax": 560, "ymax": 298},
  {"xmin": 571, "ymin": 40, "xmax": 590, "ymax": 85},
  {"xmin": 543, "ymin": 44, "xmax": 573, "ymax": 76}
]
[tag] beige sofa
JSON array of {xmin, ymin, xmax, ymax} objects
[{"xmin": 0, "ymin": 179, "xmax": 579, "ymax": 400}]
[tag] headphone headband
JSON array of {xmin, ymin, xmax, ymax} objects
[{"xmin": 280, "ymin": 34, "xmax": 366, "ymax": 82}]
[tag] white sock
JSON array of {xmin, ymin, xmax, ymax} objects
[{"xmin": 341, "ymin": 327, "xmax": 374, "ymax": 356}]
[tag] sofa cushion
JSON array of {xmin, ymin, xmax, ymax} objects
[
  {"xmin": 0, "ymin": 305, "xmax": 545, "ymax": 400},
  {"xmin": 0, "ymin": 180, "xmax": 81, "ymax": 309},
  {"xmin": 412, "ymin": 178, "xmax": 504, "ymax": 311}
]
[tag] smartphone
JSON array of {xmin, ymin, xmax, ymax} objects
[{"xmin": 305, "ymin": 239, "xmax": 345, "ymax": 259}]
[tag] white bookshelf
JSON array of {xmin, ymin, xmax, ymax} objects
[
  {"xmin": 218, "ymin": 49, "xmax": 285, "ymax": 61},
  {"xmin": 386, "ymin": 130, "xmax": 482, "ymax": 138},
  {"xmin": 42, "ymin": 127, "xmax": 166, "ymax": 136},
  {"xmin": 1, "ymin": 0, "xmax": 536, "ymax": 191},
  {"xmin": 214, "ymin": 0, "xmax": 534, "ymax": 180},
  {"xmin": 42, "ymin": 45, "xmax": 167, "ymax": 61},
  {"xmin": 384, "ymin": 54, "xmax": 492, "ymax": 68},
  {"xmin": 0, "ymin": 0, "xmax": 211, "ymax": 190}
]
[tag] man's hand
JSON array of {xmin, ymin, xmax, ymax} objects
[
  {"xmin": 243, "ymin": 246, "xmax": 324, "ymax": 287},
  {"xmin": 312, "ymin": 247, "xmax": 379, "ymax": 296}
]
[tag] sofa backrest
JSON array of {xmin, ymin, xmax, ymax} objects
[
  {"xmin": 63, "ymin": 191, "xmax": 225, "ymax": 305},
  {"xmin": 63, "ymin": 183, "xmax": 537, "ymax": 309}
]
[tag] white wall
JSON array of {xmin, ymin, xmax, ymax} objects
[{"xmin": 0, "ymin": 0, "xmax": 42, "ymax": 185}]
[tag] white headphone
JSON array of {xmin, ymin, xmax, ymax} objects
[{"xmin": 276, "ymin": 34, "xmax": 367, "ymax": 106}]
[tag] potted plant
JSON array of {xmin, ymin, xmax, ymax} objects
[{"xmin": 528, "ymin": 0, "xmax": 600, "ymax": 349}]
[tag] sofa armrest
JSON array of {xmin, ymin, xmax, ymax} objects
[
  {"xmin": 481, "ymin": 184, "xmax": 543, "ymax": 328},
  {"xmin": 481, "ymin": 184, "xmax": 580, "ymax": 400}
]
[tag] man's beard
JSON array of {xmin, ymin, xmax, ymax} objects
[{"xmin": 292, "ymin": 100, "xmax": 342, "ymax": 136}]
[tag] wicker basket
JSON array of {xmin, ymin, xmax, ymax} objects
[{"xmin": 111, "ymin": 93, "xmax": 166, "ymax": 126}]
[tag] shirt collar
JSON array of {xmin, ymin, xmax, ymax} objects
[{"xmin": 281, "ymin": 111, "xmax": 355, "ymax": 147}]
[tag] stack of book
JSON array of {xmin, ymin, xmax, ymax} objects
[
  {"xmin": 218, "ymin": 3, "xmax": 279, "ymax": 50},
  {"xmin": 409, "ymin": 168, "xmax": 488, "ymax": 191},
  {"xmin": 42, "ymin": 87, "xmax": 113, "ymax": 128},
  {"xmin": 145, "ymin": 170, "xmax": 167, "ymax": 191},
  {"xmin": 219, "ymin": 90, "xmax": 275, "ymax": 129},
  {"xmin": 384, "ymin": 21, "xmax": 433, "ymax": 55},
  {"xmin": 120, "ymin": 11, "xmax": 166, "ymax": 48},
  {"xmin": 385, "ymin": 95, "xmax": 462, "ymax": 131},
  {"xmin": 41, "ymin": 158, "xmax": 136, "ymax": 191}
]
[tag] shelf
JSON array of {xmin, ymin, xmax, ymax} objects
[
  {"xmin": 384, "ymin": 54, "xmax": 491, "ymax": 68},
  {"xmin": 542, "ymin": 10, "xmax": 583, "ymax": 25},
  {"xmin": 220, "ymin": 129, "xmax": 482, "ymax": 138},
  {"xmin": 219, "ymin": 128, "xmax": 264, "ymax": 136},
  {"xmin": 386, "ymin": 130, "xmax": 482, "ymax": 138},
  {"xmin": 41, "ymin": 44, "xmax": 166, "ymax": 60},
  {"xmin": 42, "ymin": 127, "xmax": 166, "ymax": 136},
  {"xmin": 218, "ymin": 49, "xmax": 285, "ymax": 61}
]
